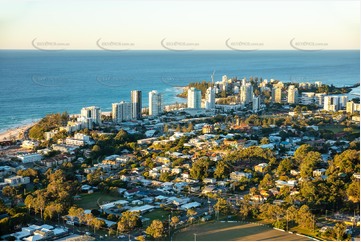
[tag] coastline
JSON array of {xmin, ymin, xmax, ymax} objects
[{"xmin": 0, "ymin": 121, "xmax": 38, "ymax": 142}]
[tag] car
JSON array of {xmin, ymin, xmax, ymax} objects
[{"xmin": 118, "ymin": 235, "xmax": 126, "ymax": 238}]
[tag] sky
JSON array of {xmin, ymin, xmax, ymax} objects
[{"xmin": 0, "ymin": 0, "xmax": 360, "ymax": 50}]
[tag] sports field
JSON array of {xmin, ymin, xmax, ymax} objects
[{"xmin": 173, "ymin": 221, "xmax": 313, "ymax": 241}]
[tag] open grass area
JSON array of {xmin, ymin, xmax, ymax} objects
[
  {"xmin": 74, "ymin": 192, "xmax": 121, "ymax": 210},
  {"xmin": 173, "ymin": 221, "xmax": 313, "ymax": 241},
  {"xmin": 142, "ymin": 209, "xmax": 170, "ymax": 221},
  {"xmin": 319, "ymin": 124, "xmax": 358, "ymax": 134}
]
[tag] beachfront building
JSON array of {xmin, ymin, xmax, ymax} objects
[
  {"xmin": 324, "ymin": 96, "xmax": 341, "ymax": 112},
  {"xmin": 287, "ymin": 85, "xmax": 299, "ymax": 104},
  {"xmin": 205, "ymin": 87, "xmax": 215, "ymax": 109},
  {"xmin": 80, "ymin": 106, "xmax": 101, "ymax": 126},
  {"xmin": 187, "ymin": 87, "xmax": 202, "ymax": 109},
  {"xmin": 112, "ymin": 101, "xmax": 132, "ymax": 123},
  {"xmin": 339, "ymin": 96, "xmax": 348, "ymax": 109},
  {"xmin": 131, "ymin": 90, "xmax": 142, "ymax": 119},
  {"xmin": 272, "ymin": 87, "xmax": 282, "ymax": 103},
  {"xmin": 149, "ymin": 90, "xmax": 163, "ymax": 116}
]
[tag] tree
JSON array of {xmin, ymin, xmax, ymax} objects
[
  {"xmin": 277, "ymin": 158, "xmax": 292, "ymax": 176},
  {"xmin": 332, "ymin": 149, "xmax": 360, "ymax": 174},
  {"xmin": 68, "ymin": 206, "xmax": 85, "ymax": 224},
  {"xmin": 296, "ymin": 205, "xmax": 314, "ymax": 229},
  {"xmin": 260, "ymin": 137, "xmax": 269, "ymax": 145},
  {"xmin": 333, "ymin": 222, "xmax": 346, "ymax": 241},
  {"xmin": 259, "ymin": 174, "xmax": 273, "ymax": 189},
  {"xmin": 115, "ymin": 129, "xmax": 129, "ymax": 143},
  {"xmin": 214, "ymin": 198, "xmax": 232, "ymax": 216},
  {"xmin": 24, "ymin": 195, "xmax": 34, "ymax": 214},
  {"xmin": 190, "ymin": 158, "xmax": 210, "ymax": 180},
  {"xmin": 33, "ymin": 190, "xmax": 46, "ymax": 219},
  {"xmin": 214, "ymin": 160, "xmax": 231, "ymax": 179},
  {"xmin": 294, "ymin": 144, "xmax": 312, "ymax": 163},
  {"xmin": 170, "ymin": 216, "xmax": 179, "ymax": 228},
  {"xmin": 117, "ymin": 211, "xmax": 140, "ymax": 234},
  {"xmin": 300, "ymin": 151, "xmax": 322, "ymax": 178},
  {"xmin": 346, "ymin": 180, "xmax": 360, "ymax": 203},
  {"xmin": 300, "ymin": 181, "xmax": 317, "ymax": 204},
  {"xmin": 43, "ymin": 203, "xmax": 63, "ymax": 222},
  {"xmin": 2, "ymin": 186, "xmax": 17, "ymax": 206},
  {"xmin": 159, "ymin": 172, "xmax": 171, "ymax": 182},
  {"xmin": 92, "ymin": 218, "xmax": 106, "ymax": 233},
  {"xmin": 259, "ymin": 204, "xmax": 285, "ymax": 223},
  {"xmin": 186, "ymin": 209, "xmax": 197, "ymax": 223},
  {"xmin": 146, "ymin": 220, "xmax": 164, "ymax": 239}
]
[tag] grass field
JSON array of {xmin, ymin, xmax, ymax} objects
[
  {"xmin": 143, "ymin": 209, "xmax": 170, "ymax": 221},
  {"xmin": 319, "ymin": 125, "xmax": 358, "ymax": 134},
  {"xmin": 74, "ymin": 192, "xmax": 120, "ymax": 210},
  {"xmin": 173, "ymin": 221, "xmax": 313, "ymax": 241}
]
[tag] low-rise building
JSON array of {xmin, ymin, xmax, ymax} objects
[
  {"xmin": 21, "ymin": 140, "xmax": 39, "ymax": 149},
  {"xmin": 17, "ymin": 153, "xmax": 43, "ymax": 163},
  {"xmin": 4, "ymin": 176, "xmax": 30, "ymax": 186},
  {"xmin": 254, "ymin": 163, "xmax": 268, "ymax": 173},
  {"xmin": 230, "ymin": 171, "xmax": 252, "ymax": 181}
]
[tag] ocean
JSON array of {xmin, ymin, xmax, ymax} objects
[{"xmin": 0, "ymin": 50, "xmax": 359, "ymax": 132}]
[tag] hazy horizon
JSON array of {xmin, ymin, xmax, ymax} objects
[{"xmin": 0, "ymin": 0, "xmax": 359, "ymax": 51}]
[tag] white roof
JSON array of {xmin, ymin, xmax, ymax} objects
[
  {"xmin": 128, "ymin": 205, "xmax": 155, "ymax": 212},
  {"xmin": 180, "ymin": 202, "xmax": 201, "ymax": 210},
  {"xmin": 99, "ymin": 200, "xmax": 129, "ymax": 210}
]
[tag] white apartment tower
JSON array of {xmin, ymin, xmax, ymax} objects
[
  {"xmin": 240, "ymin": 83, "xmax": 253, "ymax": 105},
  {"xmin": 80, "ymin": 106, "xmax": 101, "ymax": 125},
  {"xmin": 131, "ymin": 90, "xmax": 142, "ymax": 119},
  {"xmin": 187, "ymin": 87, "xmax": 202, "ymax": 109},
  {"xmin": 112, "ymin": 101, "xmax": 132, "ymax": 123},
  {"xmin": 324, "ymin": 96, "xmax": 340, "ymax": 112},
  {"xmin": 272, "ymin": 87, "xmax": 282, "ymax": 103},
  {"xmin": 149, "ymin": 90, "xmax": 163, "ymax": 116},
  {"xmin": 252, "ymin": 96, "xmax": 260, "ymax": 112},
  {"xmin": 205, "ymin": 87, "xmax": 215, "ymax": 109},
  {"xmin": 346, "ymin": 101, "xmax": 361, "ymax": 114},
  {"xmin": 287, "ymin": 85, "xmax": 299, "ymax": 104}
]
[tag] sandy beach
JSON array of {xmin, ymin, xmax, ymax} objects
[{"xmin": 0, "ymin": 122, "xmax": 37, "ymax": 142}]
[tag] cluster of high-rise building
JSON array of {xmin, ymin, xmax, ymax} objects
[
  {"xmin": 186, "ymin": 86, "xmax": 216, "ymax": 110},
  {"xmin": 111, "ymin": 90, "xmax": 164, "ymax": 123},
  {"xmin": 77, "ymin": 78, "xmax": 357, "ymax": 128},
  {"xmin": 323, "ymin": 95, "xmax": 348, "ymax": 112}
]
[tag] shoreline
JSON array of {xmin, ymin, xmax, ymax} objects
[{"xmin": 0, "ymin": 121, "xmax": 38, "ymax": 142}]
